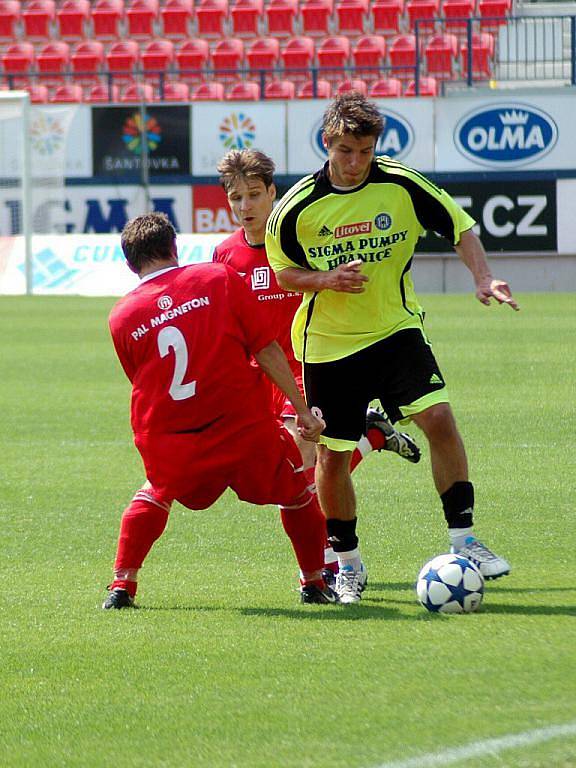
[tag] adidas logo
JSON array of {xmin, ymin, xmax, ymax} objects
[
  {"xmin": 429, "ymin": 373, "xmax": 443, "ymax": 385},
  {"xmin": 317, "ymin": 225, "xmax": 333, "ymax": 237}
]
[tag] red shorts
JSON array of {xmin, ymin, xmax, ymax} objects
[{"xmin": 134, "ymin": 415, "xmax": 309, "ymax": 511}]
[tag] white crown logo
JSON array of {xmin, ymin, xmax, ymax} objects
[{"xmin": 499, "ymin": 110, "xmax": 530, "ymax": 126}]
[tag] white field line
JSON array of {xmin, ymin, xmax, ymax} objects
[{"xmin": 373, "ymin": 722, "xmax": 576, "ymax": 768}]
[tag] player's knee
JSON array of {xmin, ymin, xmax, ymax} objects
[{"xmin": 416, "ymin": 404, "xmax": 459, "ymax": 444}]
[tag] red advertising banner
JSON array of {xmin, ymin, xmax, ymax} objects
[{"xmin": 192, "ymin": 185, "xmax": 236, "ymax": 233}]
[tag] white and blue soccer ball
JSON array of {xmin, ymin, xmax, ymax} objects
[{"xmin": 416, "ymin": 553, "xmax": 485, "ymax": 614}]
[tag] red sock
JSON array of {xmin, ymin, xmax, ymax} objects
[
  {"xmin": 350, "ymin": 429, "xmax": 388, "ymax": 472},
  {"xmin": 113, "ymin": 494, "xmax": 170, "ymax": 577},
  {"xmin": 280, "ymin": 494, "xmax": 326, "ymax": 576}
]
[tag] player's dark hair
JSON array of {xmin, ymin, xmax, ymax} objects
[
  {"xmin": 322, "ymin": 92, "xmax": 384, "ymax": 144},
  {"xmin": 121, "ymin": 212, "xmax": 177, "ymax": 273},
  {"xmin": 217, "ymin": 149, "xmax": 276, "ymax": 192}
]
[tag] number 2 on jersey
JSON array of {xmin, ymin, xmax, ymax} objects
[{"xmin": 157, "ymin": 325, "xmax": 197, "ymax": 401}]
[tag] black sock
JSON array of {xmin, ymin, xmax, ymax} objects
[
  {"xmin": 326, "ymin": 517, "xmax": 358, "ymax": 552},
  {"xmin": 441, "ymin": 481, "xmax": 474, "ymax": 528}
]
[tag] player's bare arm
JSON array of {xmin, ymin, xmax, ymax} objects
[
  {"xmin": 276, "ymin": 260, "xmax": 369, "ymax": 294},
  {"xmin": 254, "ymin": 341, "xmax": 324, "ymax": 442},
  {"xmin": 455, "ymin": 229, "xmax": 520, "ymax": 311}
]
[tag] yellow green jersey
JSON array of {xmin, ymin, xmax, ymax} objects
[{"xmin": 265, "ymin": 156, "xmax": 475, "ymax": 363}]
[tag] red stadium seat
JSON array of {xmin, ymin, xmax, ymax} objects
[
  {"xmin": 281, "ymin": 36, "xmax": 315, "ymax": 71},
  {"xmin": 85, "ymin": 82, "xmax": 120, "ymax": 101},
  {"xmin": 404, "ymin": 75, "xmax": 437, "ymax": 95},
  {"xmin": 191, "ymin": 80, "xmax": 225, "ymax": 99},
  {"xmin": 230, "ymin": 0, "xmax": 263, "ymax": 37},
  {"xmin": 317, "ymin": 36, "xmax": 350, "ymax": 80},
  {"xmin": 91, "ymin": 0, "xmax": 124, "ymax": 39},
  {"xmin": 442, "ymin": 0, "xmax": 475, "ymax": 34},
  {"xmin": 389, "ymin": 34, "xmax": 417, "ymax": 79},
  {"xmin": 335, "ymin": 0, "xmax": 368, "ymax": 35},
  {"xmin": 406, "ymin": 0, "xmax": 440, "ymax": 32},
  {"xmin": 460, "ymin": 31, "xmax": 494, "ymax": 78},
  {"xmin": 371, "ymin": 0, "xmax": 403, "ymax": 36},
  {"xmin": 368, "ymin": 77, "xmax": 402, "ymax": 96},
  {"xmin": 300, "ymin": 0, "xmax": 333, "ymax": 36},
  {"xmin": 106, "ymin": 39, "xmax": 139, "ymax": 83},
  {"xmin": 50, "ymin": 82, "xmax": 84, "ymax": 102},
  {"xmin": 56, "ymin": 0, "xmax": 90, "ymax": 40},
  {"xmin": 71, "ymin": 40, "xmax": 105, "ymax": 85},
  {"xmin": 195, "ymin": 0, "xmax": 228, "ymax": 37},
  {"xmin": 162, "ymin": 80, "xmax": 190, "ymax": 100},
  {"xmin": 120, "ymin": 81, "xmax": 156, "ymax": 101},
  {"xmin": 126, "ymin": 0, "xmax": 158, "ymax": 38},
  {"xmin": 246, "ymin": 38, "xmax": 280, "ymax": 73},
  {"xmin": 176, "ymin": 39, "xmax": 209, "ymax": 81},
  {"xmin": 264, "ymin": 79, "xmax": 295, "ymax": 98},
  {"xmin": 1, "ymin": 42, "xmax": 35, "ymax": 87},
  {"xmin": 0, "ymin": 0, "xmax": 22, "ymax": 41},
  {"xmin": 212, "ymin": 38, "xmax": 244, "ymax": 79},
  {"xmin": 352, "ymin": 35, "xmax": 386, "ymax": 80},
  {"xmin": 36, "ymin": 41, "xmax": 70, "ymax": 86},
  {"xmin": 160, "ymin": 0, "xmax": 193, "ymax": 37},
  {"xmin": 336, "ymin": 77, "xmax": 368, "ymax": 94},
  {"xmin": 296, "ymin": 78, "xmax": 331, "ymax": 97},
  {"xmin": 265, "ymin": 0, "xmax": 298, "ymax": 37},
  {"xmin": 27, "ymin": 82, "xmax": 50, "ymax": 102},
  {"xmin": 478, "ymin": 0, "xmax": 510, "ymax": 31},
  {"xmin": 226, "ymin": 80, "xmax": 260, "ymax": 99},
  {"xmin": 141, "ymin": 39, "xmax": 174, "ymax": 84},
  {"xmin": 22, "ymin": 0, "xmax": 55, "ymax": 40},
  {"xmin": 424, "ymin": 32, "xmax": 458, "ymax": 79}
]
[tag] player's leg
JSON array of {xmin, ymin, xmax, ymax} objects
[
  {"xmin": 379, "ymin": 328, "xmax": 510, "ymax": 580},
  {"xmin": 103, "ymin": 484, "xmax": 172, "ymax": 609},
  {"xmin": 349, "ymin": 408, "xmax": 421, "ymax": 470},
  {"xmin": 231, "ymin": 419, "xmax": 338, "ymax": 604},
  {"xmin": 304, "ymin": 352, "xmax": 371, "ymax": 604}
]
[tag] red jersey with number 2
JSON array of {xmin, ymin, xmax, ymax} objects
[{"xmin": 109, "ymin": 263, "xmax": 275, "ymax": 436}]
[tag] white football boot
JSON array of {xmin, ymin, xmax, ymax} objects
[{"xmin": 451, "ymin": 536, "xmax": 511, "ymax": 580}]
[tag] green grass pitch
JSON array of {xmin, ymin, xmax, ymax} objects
[{"xmin": 0, "ymin": 293, "xmax": 575, "ymax": 768}]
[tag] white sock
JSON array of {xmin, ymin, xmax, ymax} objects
[
  {"xmin": 337, "ymin": 547, "xmax": 362, "ymax": 572},
  {"xmin": 354, "ymin": 435, "xmax": 373, "ymax": 459},
  {"xmin": 324, "ymin": 546, "xmax": 338, "ymax": 565},
  {"xmin": 449, "ymin": 526, "xmax": 474, "ymax": 551}
]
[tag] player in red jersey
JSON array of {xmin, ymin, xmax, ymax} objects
[
  {"xmin": 103, "ymin": 212, "xmax": 339, "ymax": 609},
  {"xmin": 213, "ymin": 149, "xmax": 421, "ymax": 576}
]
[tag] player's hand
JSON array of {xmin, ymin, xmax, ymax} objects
[
  {"xmin": 476, "ymin": 277, "xmax": 520, "ymax": 311},
  {"xmin": 326, "ymin": 260, "xmax": 369, "ymax": 293},
  {"xmin": 296, "ymin": 407, "xmax": 326, "ymax": 443}
]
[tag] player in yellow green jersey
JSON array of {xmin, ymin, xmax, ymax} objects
[{"xmin": 266, "ymin": 92, "xmax": 519, "ymax": 604}]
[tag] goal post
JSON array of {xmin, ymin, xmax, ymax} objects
[{"xmin": 0, "ymin": 90, "xmax": 32, "ymax": 294}]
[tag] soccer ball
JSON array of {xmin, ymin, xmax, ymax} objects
[{"xmin": 416, "ymin": 553, "xmax": 485, "ymax": 614}]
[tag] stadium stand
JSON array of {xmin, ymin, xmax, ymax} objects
[
  {"xmin": 371, "ymin": 0, "xmax": 403, "ymax": 36},
  {"xmin": 22, "ymin": 0, "xmax": 56, "ymax": 41},
  {"xmin": 50, "ymin": 82, "xmax": 84, "ymax": 102},
  {"xmin": 352, "ymin": 34, "xmax": 386, "ymax": 81},
  {"xmin": 335, "ymin": 0, "xmax": 369, "ymax": 35},
  {"xmin": 405, "ymin": 0, "xmax": 440, "ymax": 32},
  {"xmin": 85, "ymin": 81, "xmax": 120, "ymax": 101},
  {"xmin": 336, "ymin": 77, "xmax": 368, "ymax": 93},
  {"xmin": 175, "ymin": 38, "xmax": 209, "ymax": 81},
  {"xmin": 317, "ymin": 35, "xmax": 351, "ymax": 79},
  {"xmin": 126, "ymin": 0, "xmax": 159, "ymax": 39},
  {"xmin": 2, "ymin": 42, "xmax": 35, "ymax": 88},
  {"xmin": 478, "ymin": 0, "xmax": 511, "ymax": 31},
  {"xmin": 368, "ymin": 76, "xmax": 402, "ymax": 95},
  {"xmin": 28, "ymin": 82, "xmax": 50, "ymax": 101},
  {"xmin": 36, "ymin": 41, "xmax": 70, "ymax": 86},
  {"xmin": 297, "ymin": 77, "xmax": 331, "ymax": 97},
  {"xmin": 265, "ymin": 0, "xmax": 299, "ymax": 36},
  {"xmin": 106, "ymin": 39, "xmax": 139, "ymax": 83},
  {"xmin": 56, "ymin": 0, "xmax": 91, "ymax": 40},
  {"xmin": 424, "ymin": 32, "xmax": 459, "ymax": 79},
  {"xmin": 212, "ymin": 37, "xmax": 245, "ymax": 80},
  {"xmin": 71, "ymin": 40, "xmax": 105, "ymax": 85},
  {"xmin": 405, "ymin": 74, "xmax": 438, "ymax": 94},
  {"xmin": 91, "ymin": 0, "xmax": 125, "ymax": 40},
  {"xmin": 230, "ymin": 0, "xmax": 264, "ymax": 37},
  {"xmin": 120, "ymin": 80, "xmax": 155, "ymax": 100},
  {"xmin": 281, "ymin": 36, "xmax": 316, "ymax": 71},
  {"xmin": 162, "ymin": 79, "xmax": 190, "ymax": 99},
  {"xmin": 159, "ymin": 0, "xmax": 193, "ymax": 37},
  {"xmin": 442, "ymin": 0, "xmax": 476, "ymax": 34},
  {"xmin": 389, "ymin": 33, "xmax": 417, "ymax": 78},
  {"xmin": 0, "ymin": 1, "xmax": 21, "ymax": 41},
  {"xmin": 226, "ymin": 79, "xmax": 261, "ymax": 98},
  {"xmin": 300, "ymin": 0, "xmax": 334, "ymax": 36},
  {"xmin": 141, "ymin": 38, "xmax": 175, "ymax": 85},
  {"xmin": 191, "ymin": 80, "xmax": 225, "ymax": 99},
  {"xmin": 195, "ymin": 0, "xmax": 228, "ymax": 37},
  {"xmin": 246, "ymin": 37, "xmax": 281, "ymax": 73},
  {"xmin": 264, "ymin": 78, "xmax": 296, "ymax": 98},
  {"xmin": 460, "ymin": 31, "xmax": 494, "ymax": 78}
]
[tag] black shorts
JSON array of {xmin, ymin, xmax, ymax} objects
[{"xmin": 303, "ymin": 328, "xmax": 449, "ymax": 446}]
